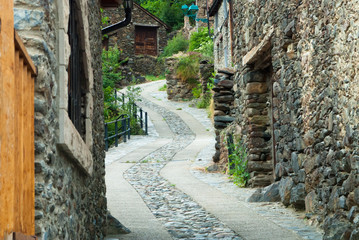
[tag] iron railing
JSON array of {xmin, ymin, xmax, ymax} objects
[
  {"xmin": 104, "ymin": 114, "xmax": 131, "ymax": 151},
  {"xmin": 104, "ymin": 90, "xmax": 148, "ymax": 151}
]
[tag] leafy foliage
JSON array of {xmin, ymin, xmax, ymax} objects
[
  {"xmin": 189, "ymin": 27, "xmax": 214, "ymax": 60},
  {"xmin": 176, "ymin": 54, "xmax": 200, "ymax": 84},
  {"xmin": 139, "ymin": 0, "xmax": 193, "ymax": 30},
  {"xmin": 227, "ymin": 138, "xmax": 250, "ymax": 187},
  {"xmin": 160, "ymin": 33, "xmax": 189, "ymax": 59},
  {"xmin": 189, "ymin": 28, "xmax": 211, "ymax": 51},
  {"xmin": 102, "ymin": 46, "xmax": 124, "ymax": 88}
]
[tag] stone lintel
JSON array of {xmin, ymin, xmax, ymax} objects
[
  {"xmin": 58, "ymin": 109, "xmax": 93, "ymax": 175},
  {"xmin": 242, "ymin": 26, "xmax": 274, "ymax": 66}
]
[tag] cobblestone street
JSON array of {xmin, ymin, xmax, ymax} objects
[{"xmin": 105, "ymin": 81, "xmax": 323, "ymax": 240}]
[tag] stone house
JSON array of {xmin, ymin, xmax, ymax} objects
[
  {"xmin": 209, "ymin": 0, "xmax": 233, "ymax": 70},
  {"xmin": 103, "ymin": 2, "xmax": 170, "ymax": 76},
  {"xmin": 212, "ymin": 0, "xmax": 359, "ymax": 238},
  {"xmin": 13, "ymin": 0, "xmax": 114, "ymax": 238}
]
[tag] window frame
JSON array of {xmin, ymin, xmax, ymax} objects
[{"xmin": 57, "ymin": 0, "xmax": 94, "ymax": 175}]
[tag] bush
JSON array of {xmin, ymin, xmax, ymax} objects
[
  {"xmin": 102, "ymin": 46, "xmax": 124, "ymax": 88},
  {"xmin": 176, "ymin": 54, "xmax": 200, "ymax": 84},
  {"xmin": 189, "ymin": 28, "xmax": 211, "ymax": 51},
  {"xmin": 189, "ymin": 28, "xmax": 214, "ymax": 61},
  {"xmin": 160, "ymin": 33, "xmax": 189, "ymax": 58},
  {"xmin": 227, "ymin": 138, "xmax": 250, "ymax": 187}
]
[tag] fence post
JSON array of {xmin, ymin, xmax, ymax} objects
[
  {"xmin": 105, "ymin": 123, "xmax": 109, "ymax": 151},
  {"xmin": 145, "ymin": 112, "xmax": 148, "ymax": 135},
  {"xmin": 133, "ymin": 104, "xmax": 137, "ymax": 119},
  {"xmin": 140, "ymin": 108, "xmax": 143, "ymax": 129},
  {"xmin": 122, "ymin": 118, "xmax": 127, "ymax": 143},
  {"xmin": 127, "ymin": 117, "xmax": 131, "ymax": 140},
  {"xmin": 122, "ymin": 93, "xmax": 125, "ymax": 107},
  {"xmin": 115, "ymin": 120, "xmax": 118, "ymax": 147},
  {"xmin": 115, "ymin": 89, "xmax": 117, "ymax": 106}
]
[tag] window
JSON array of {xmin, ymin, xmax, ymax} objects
[
  {"xmin": 215, "ymin": 13, "xmax": 218, "ymax": 29},
  {"xmin": 57, "ymin": 0, "xmax": 94, "ymax": 175},
  {"xmin": 68, "ymin": 0, "xmax": 86, "ymax": 139},
  {"xmin": 223, "ymin": 0, "xmax": 228, "ymax": 19}
]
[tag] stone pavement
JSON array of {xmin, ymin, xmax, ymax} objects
[{"xmin": 105, "ymin": 80, "xmax": 323, "ymax": 240}]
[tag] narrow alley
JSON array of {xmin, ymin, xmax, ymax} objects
[{"xmin": 104, "ymin": 81, "xmax": 323, "ymax": 240}]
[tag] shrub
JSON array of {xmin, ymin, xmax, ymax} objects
[
  {"xmin": 227, "ymin": 137, "xmax": 250, "ymax": 187},
  {"xmin": 160, "ymin": 33, "xmax": 189, "ymax": 58},
  {"xmin": 176, "ymin": 54, "xmax": 200, "ymax": 84},
  {"xmin": 102, "ymin": 46, "xmax": 123, "ymax": 88},
  {"xmin": 191, "ymin": 84, "xmax": 202, "ymax": 98},
  {"xmin": 189, "ymin": 28, "xmax": 211, "ymax": 51}
]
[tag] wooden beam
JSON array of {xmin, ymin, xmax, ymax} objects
[{"xmin": 14, "ymin": 32, "xmax": 37, "ymax": 77}]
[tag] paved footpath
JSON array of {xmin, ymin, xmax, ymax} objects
[{"xmin": 105, "ymin": 81, "xmax": 323, "ymax": 240}]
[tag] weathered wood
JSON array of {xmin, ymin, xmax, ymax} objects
[
  {"xmin": 0, "ymin": 5, "xmax": 35, "ymax": 238},
  {"xmin": 135, "ymin": 26, "xmax": 157, "ymax": 56},
  {"xmin": 0, "ymin": 1, "xmax": 16, "ymax": 237},
  {"xmin": 14, "ymin": 32, "xmax": 37, "ymax": 76}
]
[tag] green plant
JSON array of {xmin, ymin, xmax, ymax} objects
[
  {"xmin": 146, "ymin": 74, "xmax": 165, "ymax": 81},
  {"xmin": 102, "ymin": 46, "xmax": 124, "ymax": 88},
  {"xmin": 160, "ymin": 33, "xmax": 189, "ymax": 58},
  {"xmin": 196, "ymin": 93, "xmax": 211, "ymax": 109},
  {"xmin": 227, "ymin": 138, "xmax": 250, "ymax": 187},
  {"xmin": 189, "ymin": 27, "xmax": 211, "ymax": 51},
  {"xmin": 159, "ymin": 84, "xmax": 167, "ymax": 91},
  {"xmin": 189, "ymin": 27, "xmax": 214, "ymax": 60},
  {"xmin": 176, "ymin": 54, "xmax": 200, "ymax": 84},
  {"xmin": 192, "ymin": 84, "xmax": 202, "ymax": 98}
]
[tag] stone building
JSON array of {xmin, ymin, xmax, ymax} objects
[
  {"xmin": 212, "ymin": 0, "xmax": 359, "ymax": 238},
  {"xmin": 13, "ymin": 0, "xmax": 112, "ymax": 238},
  {"xmin": 103, "ymin": 2, "xmax": 170, "ymax": 76},
  {"xmin": 209, "ymin": 0, "xmax": 233, "ymax": 70}
]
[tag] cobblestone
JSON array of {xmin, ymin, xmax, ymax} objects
[
  {"xmin": 110, "ymin": 81, "xmax": 323, "ymax": 240},
  {"xmin": 124, "ymin": 93, "xmax": 242, "ymax": 240}
]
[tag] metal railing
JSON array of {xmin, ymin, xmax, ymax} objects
[
  {"xmin": 104, "ymin": 114, "xmax": 131, "ymax": 151},
  {"xmin": 104, "ymin": 90, "xmax": 148, "ymax": 151}
]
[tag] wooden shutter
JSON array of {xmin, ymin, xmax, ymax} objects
[{"xmin": 135, "ymin": 26, "xmax": 157, "ymax": 56}]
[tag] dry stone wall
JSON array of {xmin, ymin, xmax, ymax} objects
[
  {"xmin": 165, "ymin": 57, "xmax": 195, "ymax": 101},
  {"xmin": 14, "ymin": 0, "xmax": 107, "ymax": 238},
  {"xmin": 229, "ymin": 0, "xmax": 359, "ymax": 238}
]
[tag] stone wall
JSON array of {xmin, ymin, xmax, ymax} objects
[
  {"xmin": 14, "ymin": 0, "xmax": 107, "ymax": 238},
  {"xmin": 211, "ymin": 69, "xmax": 236, "ymax": 169},
  {"xmin": 165, "ymin": 57, "xmax": 195, "ymax": 101},
  {"xmin": 229, "ymin": 0, "xmax": 359, "ymax": 238},
  {"xmin": 165, "ymin": 57, "xmax": 213, "ymax": 101},
  {"xmin": 104, "ymin": 4, "xmax": 169, "ymax": 57}
]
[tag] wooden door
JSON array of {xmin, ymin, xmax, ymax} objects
[
  {"xmin": 0, "ymin": 3, "xmax": 36, "ymax": 239},
  {"xmin": 135, "ymin": 26, "xmax": 157, "ymax": 56}
]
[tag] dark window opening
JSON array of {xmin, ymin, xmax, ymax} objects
[{"xmin": 68, "ymin": 0, "xmax": 86, "ymax": 140}]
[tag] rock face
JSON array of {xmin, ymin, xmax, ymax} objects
[
  {"xmin": 14, "ymin": 0, "xmax": 107, "ymax": 238},
  {"xmin": 215, "ymin": 0, "xmax": 359, "ymax": 237}
]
